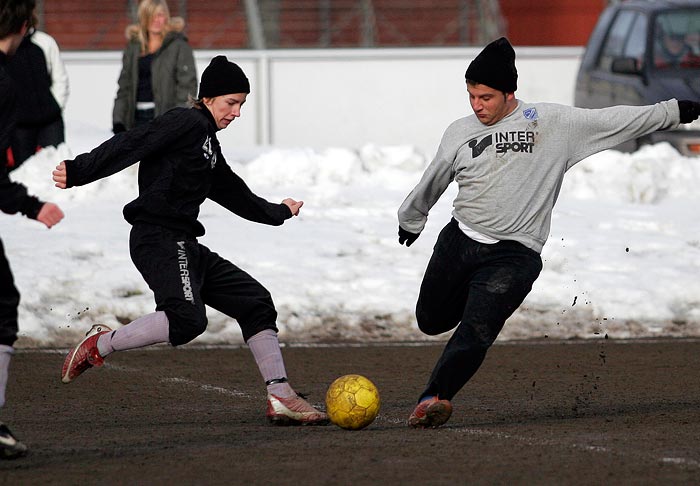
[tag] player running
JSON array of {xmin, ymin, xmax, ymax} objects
[
  {"xmin": 54, "ymin": 56, "xmax": 328, "ymax": 426},
  {"xmin": 398, "ymin": 37, "xmax": 700, "ymax": 428}
]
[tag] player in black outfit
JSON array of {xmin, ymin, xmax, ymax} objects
[
  {"xmin": 55, "ymin": 56, "xmax": 328, "ymax": 425},
  {"xmin": 1, "ymin": 0, "xmax": 64, "ymax": 458}
]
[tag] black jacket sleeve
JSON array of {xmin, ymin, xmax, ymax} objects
[
  {"xmin": 65, "ymin": 108, "xmax": 198, "ymax": 187},
  {"xmin": 208, "ymin": 158, "xmax": 292, "ymax": 226},
  {"xmin": 0, "ymin": 164, "xmax": 44, "ymax": 219}
]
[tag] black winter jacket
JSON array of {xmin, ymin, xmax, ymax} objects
[
  {"xmin": 5, "ymin": 32, "xmax": 62, "ymax": 127},
  {"xmin": 0, "ymin": 52, "xmax": 43, "ymax": 220},
  {"xmin": 64, "ymin": 106, "xmax": 292, "ymax": 236}
]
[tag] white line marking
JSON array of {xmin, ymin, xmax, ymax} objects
[
  {"xmin": 103, "ymin": 362, "xmax": 140, "ymax": 372},
  {"xmin": 161, "ymin": 377, "xmax": 254, "ymax": 399},
  {"xmin": 661, "ymin": 457, "xmax": 700, "ymax": 467},
  {"xmin": 454, "ymin": 428, "xmax": 699, "ymax": 470}
]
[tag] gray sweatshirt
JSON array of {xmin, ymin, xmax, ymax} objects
[{"xmin": 398, "ymin": 100, "xmax": 680, "ymax": 253}]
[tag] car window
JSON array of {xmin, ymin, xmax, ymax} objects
[
  {"xmin": 653, "ymin": 9, "xmax": 700, "ymax": 69},
  {"xmin": 623, "ymin": 13, "xmax": 647, "ymax": 68},
  {"xmin": 598, "ymin": 10, "xmax": 637, "ymax": 71}
]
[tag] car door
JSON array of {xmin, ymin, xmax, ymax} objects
[{"xmin": 585, "ymin": 9, "xmax": 646, "ymax": 108}]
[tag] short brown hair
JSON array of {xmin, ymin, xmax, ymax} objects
[{"xmin": 0, "ymin": 0, "xmax": 35, "ymax": 39}]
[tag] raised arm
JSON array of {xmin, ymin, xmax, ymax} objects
[
  {"xmin": 567, "ymin": 100, "xmax": 681, "ymax": 164},
  {"xmin": 59, "ymin": 108, "xmax": 195, "ymax": 188}
]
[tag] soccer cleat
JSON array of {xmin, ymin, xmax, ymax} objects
[
  {"xmin": 408, "ymin": 396, "xmax": 453, "ymax": 428},
  {"xmin": 0, "ymin": 423, "xmax": 28, "ymax": 459},
  {"xmin": 266, "ymin": 393, "xmax": 330, "ymax": 426},
  {"xmin": 61, "ymin": 324, "xmax": 112, "ymax": 384}
]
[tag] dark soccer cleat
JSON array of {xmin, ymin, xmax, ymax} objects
[
  {"xmin": 408, "ymin": 396, "xmax": 453, "ymax": 428},
  {"xmin": 266, "ymin": 393, "xmax": 330, "ymax": 426},
  {"xmin": 0, "ymin": 423, "xmax": 28, "ymax": 459},
  {"xmin": 61, "ymin": 324, "xmax": 112, "ymax": 383}
]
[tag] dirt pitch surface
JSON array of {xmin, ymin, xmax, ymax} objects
[{"xmin": 1, "ymin": 339, "xmax": 699, "ymax": 485}]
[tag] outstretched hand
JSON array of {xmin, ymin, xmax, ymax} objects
[
  {"xmin": 36, "ymin": 202, "xmax": 64, "ymax": 228},
  {"xmin": 678, "ymin": 100, "xmax": 700, "ymax": 124},
  {"xmin": 282, "ymin": 198, "xmax": 304, "ymax": 216},
  {"xmin": 52, "ymin": 161, "xmax": 67, "ymax": 189},
  {"xmin": 398, "ymin": 226, "xmax": 420, "ymax": 247}
]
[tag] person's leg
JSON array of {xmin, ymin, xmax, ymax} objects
[
  {"xmin": 0, "ymin": 240, "xmax": 19, "ymax": 350},
  {"xmin": 0, "ymin": 239, "xmax": 19, "ymax": 402},
  {"xmin": 201, "ymin": 250, "xmax": 328, "ymax": 425},
  {"xmin": 414, "ymin": 219, "xmax": 473, "ymax": 337},
  {"xmin": 420, "ymin": 240, "xmax": 543, "ymax": 402},
  {"xmin": 96, "ymin": 311, "xmax": 169, "ymax": 357},
  {"xmin": 62, "ymin": 225, "xmax": 207, "ymax": 383},
  {"xmin": 408, "ymin": 220, "xmax": 476, "ymax": 427},
  {"xmin": 247, "ymin": 329, "xmax": 294, "ymax": 398},
  {"xmin": 0, "ymin": 346, "xmax": 11, "ymax": 409},
  {"xmin": 129, "ymin": 224, "xmax": 208, "ymax": 347},
  {"xmin": 0, "ymin": 242, "xmax": 27, "ymax": 458}
]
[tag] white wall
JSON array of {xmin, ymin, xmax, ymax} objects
[{"xmin": 63, "ymin": 47, "xmax": 582, "ymax": 157}]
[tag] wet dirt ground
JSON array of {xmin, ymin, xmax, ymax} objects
[{"xmin": 1, "ymin": 339, "xmax": 699, "ymax": 485}]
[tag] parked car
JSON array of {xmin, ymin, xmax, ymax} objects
[{"xmin": 574, "ymin": 0, "xmax": 700, "ymax": 155}]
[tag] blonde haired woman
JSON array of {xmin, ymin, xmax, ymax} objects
[{"xmin": 112, "ymin": 0, "xmax": 196, "ymax": 133}]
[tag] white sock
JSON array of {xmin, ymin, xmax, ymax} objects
[
  {"xmin": 247, "ymin": 329, "xmax": 295, "ymax": 398},
  {"xmin": 0, "ymin": 345, "xmax": 14, "ymax": 409},
  {"xmin": 97, "ymin": 311, "xmax": 170, "ymax": 357}
]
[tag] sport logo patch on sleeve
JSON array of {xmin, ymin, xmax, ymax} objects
[
  {"xmin": 202, "ymin": 136, "xmax": 217, "ymax": 168},
  {"xmin": 523, "ymin": 107, "xmax": 538, "ymax": 120}
]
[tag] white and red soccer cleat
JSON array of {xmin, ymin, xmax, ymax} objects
[
  {"xmin": 61, "ymin": 324, "xmax": 112, "ymax": 384},
  {"xmin": 408, "ymin": 396, "xmax": 453, "ymax": 428},
  {"xmin": 266, "ymin": 393, "xmax": 330, "ymax": 426}
]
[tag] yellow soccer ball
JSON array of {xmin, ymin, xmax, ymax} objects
[{"xmin": 325, "ymin": 374, "xmax": 381, "ymax": 430}]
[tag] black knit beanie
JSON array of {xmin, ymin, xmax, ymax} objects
[
  {"xmin": 198, "ymin": 55, "xmax": 250, "ymax": 98},
  {"xmin": 465, "ymin": 37, "xmax": 518, "ymax": 93}
]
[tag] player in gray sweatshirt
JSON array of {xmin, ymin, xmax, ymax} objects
[{"xmin": 397, "ymin": 37, "xmax": 700, "ymax": 428}]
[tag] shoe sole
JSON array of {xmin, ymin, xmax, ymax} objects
[
  {"xmin": 61, "ymin": 325, "xmax": 110, "ymax": 384},
  {"xmin": 267, "ymin": 414, "xmax": 330, "ymax": 426}
]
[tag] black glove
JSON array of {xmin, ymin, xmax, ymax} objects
[
  {"xmin": 678, "ymin": 100, "xmax": 700, "ymax": 124},
  {"xmin": 398, "ymin": 226, "xmax": 420, "ymax": 247},
  {"xmin": 112, "ymin": 123, "xmax": 127, "ymax": 134}
]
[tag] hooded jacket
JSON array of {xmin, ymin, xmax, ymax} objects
[{"xmin": 113, "ymin": 17, "xmax": 197, "ymax": 131}]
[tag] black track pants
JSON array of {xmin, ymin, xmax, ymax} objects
[
  {"xmin": 0, "ymin": 239, "xmax": 19, "ymax": 346},
  {"xmin": 416, "ymin": 219, "xmax": 542, "ymax": 400},
  {"xmin": 129, "ymin": 224, "xmax": 278, "ymax": 346}
]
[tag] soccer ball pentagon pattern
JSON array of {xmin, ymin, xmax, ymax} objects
[{"xmin": 325, "ymin": 374, "xmax": 381, "ymax": 430}]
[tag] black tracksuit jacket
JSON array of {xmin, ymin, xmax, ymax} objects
[
  {"xmin": 64, "ymin": 106, "xmax": 292, "ymax": 235},
  {"xmin": 0, "ymin": 51, "xmax": 43, "ymax": 219}
]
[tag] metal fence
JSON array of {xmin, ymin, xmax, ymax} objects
[{"xmin": 34, "ymin": 0, "xmax": 506, "ymax": 50}]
